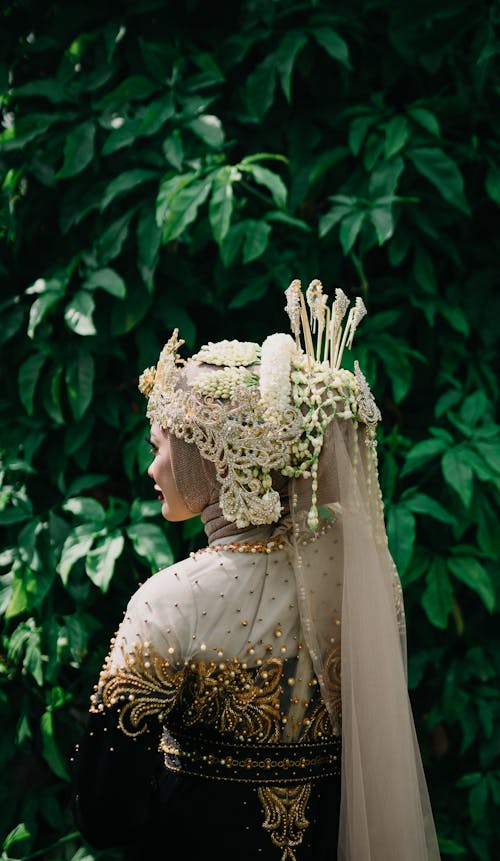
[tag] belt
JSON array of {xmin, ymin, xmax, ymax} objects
[{"xmin": 160, "ymin": 729, "xmax": 341, "ymax": 784}]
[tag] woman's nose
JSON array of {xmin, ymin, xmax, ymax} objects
[{"xmin": 147, "ymin": 462, "xmax": 154, "ymax": 479}]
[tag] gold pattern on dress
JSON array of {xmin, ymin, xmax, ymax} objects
[
  {"xmin": 257, "ymin": 783, "xmax": 312, "ymax": 861},
  {"xmin": 321, "ymin": 643, "xmax": 342, "ymax": 733},
  {"xmin": 90, "ymin": 645, "xmax": 183, "ymax": 737},
  {"xmin": 180, "ymin": 657, "xmax": 283, "ymax": 742}
]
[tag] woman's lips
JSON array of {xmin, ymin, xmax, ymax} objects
[{"xmin": 154, "ymin": 486, "xmax": 165, "ymax": 502}]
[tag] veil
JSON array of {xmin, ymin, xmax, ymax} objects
[{"xmin": 289, "ymin": 418, "xmax": 441, "ymax": 860}]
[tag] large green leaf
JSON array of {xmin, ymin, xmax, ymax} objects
[
  {"xmin": 422, "ymin": 558, "xmax": 454, "ymax": 629},
  {"xmin": 40, "ymin": 711, "xmax": 69, "ymax": 780},
  {"xmin": 309, "ymin": 26, "xmax": 351, "ymax": 68},
  {"xmin": 83, "ymin": 267, "xmax": 126, "ymax": 298},
  {"xmin": 386, "ymin": 503, "xmax": 416, "ymax": 574},
  {"xmin": 275, "ymin": 31, "xmax": 308, "ymax": 102},
  {"xmin": 94, "ymin": 75, "xmax": 159, "ymax": 108},
  {"xmin": 442, "ymin": 448, "xmax": 474, "ymax": 507},
  {"xmin": 65, "ymin": 349, "xmax": 95, "ymax": 421},
  {"xmin": 448, "ymin": 556, "xmax": 495, "ymax": 613},
  {"xmin": 159, "ymin": 174, "xmax": 214, "ymax": 243},
  {"xmin": 85, "ymin": 532, "xmax": 125, "ymax": 592},
  {"xmin": 408, "ymin": 147, "xmax": 470, "ymax": 213},
  {"xmin": 209, "ymin": 166, "xmax": 235, "ymax": 244},
  {"xmin": 242, "ymin": 163, "xmax": 287, "ymax": 209},
  {"xmin": 56, "ymin": 121, "xmax": 96, "ymax": 179},
  {"xmin": 64, "ymin": 291, "xmax": 97, "ymax": 336},
  {"xmin": 127, "ymin": 523, "xmax": 174, "ymax": 570},
  {"xmin": 188, "ymin": 115, "xmax": 225, "ymax": 148},
  {"xmin": 100, "ymin": 169, "xmax": 157, "ymax": 211},
  {"xmin": 18, "ymin": 353, "xmax": 47, "ymax": 416}
]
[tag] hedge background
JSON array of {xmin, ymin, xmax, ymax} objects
[{"xmin": 1, "ymin": 1, "xmax": 499, "ymax": 859}]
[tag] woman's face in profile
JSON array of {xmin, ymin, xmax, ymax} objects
[{"xmin": 147, "ymin": 421, "xmax": 197, "ymax": 521}]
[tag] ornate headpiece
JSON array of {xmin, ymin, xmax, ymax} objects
[{"xmin": 139, "ymin": 279, "xmax": 380, "ymax": 531}]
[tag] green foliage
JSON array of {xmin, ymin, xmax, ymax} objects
[{"xmin": 1, "ymin": 0, "xmax": 499, "ymax": 858}]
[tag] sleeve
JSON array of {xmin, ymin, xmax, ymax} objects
[{"xmin": 71, "ymin": 567, "xmax": 194, "ymax": 849}]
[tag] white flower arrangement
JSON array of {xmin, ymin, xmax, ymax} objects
[
  {"xmin": 192, "ymin": 340, "xmax": 261, "ymax": 367},
  {"xmin": 259, "ymin": 333, "xmax": 297, "ymax": 423},
  {"xmin": 192, "ymin": 367, "xmax": 258, "ymax": 400}
]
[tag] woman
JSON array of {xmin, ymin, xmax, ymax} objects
[{"xmin": 72, "ymin": 279, "xmax": 440, "ymax": 860}]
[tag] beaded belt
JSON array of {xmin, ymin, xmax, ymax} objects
[{"xmin": 160, "ymin": 729, "xmax": 341, "ymax": 784}]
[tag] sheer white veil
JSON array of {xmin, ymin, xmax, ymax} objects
[{"xmin": 288, "ymin": 418, "xmax": 441, "ymax": 860}]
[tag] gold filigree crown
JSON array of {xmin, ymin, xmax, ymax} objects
[{"xmin": 139, "ymin": 279, "xmax": 380, "ymax": 532}]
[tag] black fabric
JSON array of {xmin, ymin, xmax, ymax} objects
[{"xmin": 72, "ymin": 712, "xmax": 340, "ymax": 860}]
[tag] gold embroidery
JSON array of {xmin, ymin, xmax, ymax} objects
[
  {"xmin": 90, "ymin": 645, "xmax": 184, "ymax": 737},
  {"xmin": 180, "ymin": 657, "xmax": 283, "ymax": 742},
  {"xmin": 257, "ymin": 783, "xmax": 312, "ymax": 861},
  {"xmin": 321, "ymin": 643, "xmax": 342, "ymax": 734}
]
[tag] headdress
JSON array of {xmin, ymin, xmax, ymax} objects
[
  {"xmin": 138, "ymin": 279, "xmax": 440, "ymax": 861},
  {"xmin": 139, "ymin": 278, "xmax": 380, "ymax": 533}
]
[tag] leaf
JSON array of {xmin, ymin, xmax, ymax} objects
[
  {"xmin": 64, "ymin": 291, "xmax": 96, "ymax": 336},
  {"xmin": 437, "ymin": 837, "xmax": 466, "ymax": 855},
  {"xmin": 0, "ymin": 112, "xmax": 69, "ymax": 151},
  {"xmin": 137, "ymin": 204, "xmax": 162, "ymax": 290},
  {"xmin": 83, "ymin": 267, "xmax": 126, "ymax": 298},
  {"xmin": 319, "ymin": 203, "xmax": 351, "ymax": 237},
  {"xmin": 96, "ymin": 211, "xmax": 134, "ymax": 264},
  {"xmin": 63, "ymin": 497, "xmax": 106, "ymax": 524},
  {"xmin": 339, "ymin": 211, "xmax": 366, "ymax": 254},
  {"xmin": 188, "ymin": 114, "xmax": 225, "ymax": 148},
  {"xmin": 2, "ymin": 822, "xmax": 31, "ymax": 853},
  {"xmin": 348, "ymin": 114, "xmax": 376, "ymax": 156},
  {"xmin": 85, "ymin": 532, "xmax": 124, "ymax": 592},
  {"xmin": 220, "ymin": 221, "xmax": 247, "ymax": 268},
  {"xmin": 404, "ymin": 492, "xmax": 456, "ymax": 525},
  {"xmin": 42, "ymin": 364, "xmax": 64, "ymax": 424},
  {"xmin": 65, "ymin": 349, "xmax": 95, "ymax": 421},
  {"xmin": 368, "ymin": 156, "xmax": 405, "ymax": 197},
  {"xmin": 442, "ymin": 448, "xmax": 474, "ymax": 507},
  {"xmin": 163, "ymin": 133, "xmax": 184, "ymax": 171},
  {"xmin": 309, "ymin": 26, "xmax": 351, "ymax": 68},
  {"xmin": 440, "ymin": 303, "xmax": 469, "ymax": 336},
  {"xmin": 56, "ymin": 121, "xmax": 96, "ymax": 179},
  {"xmin": 485, "ymin": 163, "xmax": 500, "ymax": 206},
  {"xmin": 27, "ymin": 291, "xmax": 64, "ymax": 338},
  {"xmin": 160, "ymin": 174, "xmax": 214, "ymax": 243},
  {"xmin": 473, "ymin": 440, "xmax": 500, "ymax": 474},
  {"xmin": 401, "ymin": 437, "xmax": 448, "ymax": 476},
  {"xmin": 127, "ymin": 523, "xmax": 174, "ymax": 570},
  {"xmin": 384, "ymin": 116, "xmax": 409, "ymax": 158},
  {"xmin": 413, "ymin": 246, "xmax": 437, "ymax": 295},
  {"xmin": 448, "ymin": 557, "xmax": 495, "ymax": 613},
  {"xmin": 58, "ymin": 524, "xmax": 96, "ymax": 584},
  {"xmin": 18, "ymin": 353, "xmax": 46, "ymax": 416},
  {"xmin": 40, "ymin": 710, "xmax": 69, "ymax": 780},
  {"xmin": 102, "ymin": 119, "xmax": 140, "ymax": 156},
  {"xmin": 408, "ymin": 106, "xmax": 440, "ymax": 137},
  {"xmin": 275, "ymin": 30, "xmax": 308, "ymax": 102},
  {"xmin": 100, "ymin": 169, "xmax": 157, "ymax": 211},
  {"xmin": 408, "ymin": 147, "xmax": 469, "ymax": 213},
  {"xmin": 245, "ymin": 56, "xmax": 276, "ymax": 119},
  {"xmin": 469, "ymin": 778, "xmax": 488, "ymax": 825},
  {"xmin": 422, "ymin": 558, "xmax": 453, "ymax": 629},
  {"xmin": 95, "ymin": 75, "xmax": 159, "ymax": 107},
  {"xmin": 209, "ymin": 166, "xmax": 235, "ymax": 244},
  {"xmin": 369, "ymin": 206, "xmax": 394, "ymax": 244},
  {"xmin": 387, "ymin": 503, "xmax": 416, "ymax": 574},
  {"xmin": 243, "ymin": 163, "xmax": 287, "ymax": 209},
  {"xmin": 14, "ymin": 77, "xmax": 67, "ymax": 102},
  {"xmin": 228, "ymin": 278, "xmax": 268, "ymax": 309},
  {"xmin": 242, "ymin": 220, "xmax": 271, "ymax": 263},
  {"xmin": 138, "ymin": 93, "xmax": 175, "ymax": 136}
]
